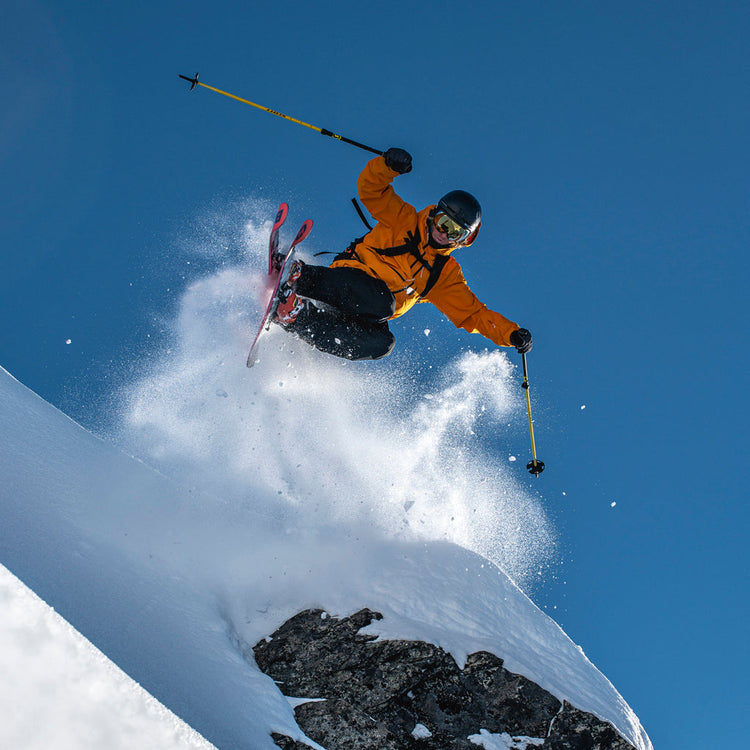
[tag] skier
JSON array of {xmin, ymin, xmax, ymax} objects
[{"xmin": 272, "ymin": 147, "xmax": 533, "ymax": 360}]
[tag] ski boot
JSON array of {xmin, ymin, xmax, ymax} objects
[{"xmin": 273, "ymin": 261, "xmax": 305, "ymax": 327}]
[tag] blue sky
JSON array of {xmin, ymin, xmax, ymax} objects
[{"xmin": 2, "ymin": 1, "xmax": 748, "ymax": 748}]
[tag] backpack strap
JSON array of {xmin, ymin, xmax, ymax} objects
[
  {"xmin": 419, "ymin": 253, "xmax": 450, "ymax": 299},
  {"xmin": 331, "ymin": 226, "xmax": 449, "ymax": 298},
  {"xmin": 328, "ymin": 236, "xmax": 365, "ymax": 262},
  {"xmin": 373, "ymin": 229, "xmax": 422, "ymax": 258}
]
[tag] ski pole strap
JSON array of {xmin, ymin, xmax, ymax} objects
[{"xmin": 351, "ymin": 198, "xmax": 374, "ymax": 231}]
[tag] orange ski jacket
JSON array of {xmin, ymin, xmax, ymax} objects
[{"xmin": 331, "ymin": 155, "xmax": 520, "ymax": 347}]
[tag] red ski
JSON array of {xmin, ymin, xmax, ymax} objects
[
  {"xmin": 266, "ymin": 202, "xmax": 289, "ymax": 274},
  {"xmin": 247, "ymin": 206, "xmax": 312, "ymax": 367}
]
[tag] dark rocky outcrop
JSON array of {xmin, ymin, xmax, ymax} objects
[{"xmin": 253, "ymin": 608, "xmax": 636, "ymax": 750}]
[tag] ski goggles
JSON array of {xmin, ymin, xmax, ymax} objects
[{"xmin": 433, "ymin": 211, "xmax": 471, "ymax": 243}]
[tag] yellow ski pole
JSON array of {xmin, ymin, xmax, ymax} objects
[
  {"xmin": 521, "ymin": 352, "xmax": 545, "ymax": 476},
  {"xmin": 179, "ymin": 73, "xmax": 383, "ymax": 156}
]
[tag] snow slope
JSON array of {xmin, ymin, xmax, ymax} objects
[
  {"xmin": 0, "ymin": 202, "xmax": 652, "ymax": 750},
  {"xmin": 0, "ymin": 563, "xmax": 216, "ymax": 750}
]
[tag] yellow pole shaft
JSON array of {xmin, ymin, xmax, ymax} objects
[
  {"xmin": 524, "ymin": 382, "xmax": 539, "ymax": 467},
  {"xmin": 193, "ymin": 81, "xmax": 325, "ymax": 135},
  {"xmin": 521, "ymin": 352, "xmax": 544, "ymax": 475},
  {"xmin": 179, "ymin": 73, "xmax": 383, "ymax": 155}
]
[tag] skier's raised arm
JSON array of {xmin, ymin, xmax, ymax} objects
[{"xmin": 356, "ymin": 148, "xmax": 414, "ymax": 228}]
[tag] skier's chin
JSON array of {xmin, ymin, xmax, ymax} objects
[
  {"xmin": 427, "ymin": 236, "xmax": 456, "ymax": 253},
  {"xmin": 433, "ymin": 241, "xmax": 458, "ymax": 255}
]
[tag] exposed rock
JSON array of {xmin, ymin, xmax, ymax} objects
[
  {"xmin": 253, "ymin": 608, "xmax": 636, "ymax": 750},
  {"xmin": 546, "ymin": 703, "xmax": 634, "ymax": 749}
]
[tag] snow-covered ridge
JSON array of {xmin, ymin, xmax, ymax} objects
[{"xmin": 0, "ymin": 357, "xmax": 649, "ymax": 750}]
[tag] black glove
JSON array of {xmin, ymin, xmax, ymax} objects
[
  {"xmin": 384, "ymin": 147, "xmax": 412, "ymax": 174},
  {"xmin": 510, "ymin": 328, "xmax": 533, "ymax": 354}
]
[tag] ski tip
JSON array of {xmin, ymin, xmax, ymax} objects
[
  {"xmin": 274, "ymin": 203, "xmax": 289, "ymax": 228},
  {"xmin": 292, "ymin": 219, "xmax": 313, "ymax": 247}
]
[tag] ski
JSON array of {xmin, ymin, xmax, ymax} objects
[
  {"xmin": 268, "ymin": 202, "xmax": 289, "ymax": 274},
  {"xmin": 247, "ymin": 210, "xmax": 313, "ymax": 368}
]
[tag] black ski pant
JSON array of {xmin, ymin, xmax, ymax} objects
[{"xmin": 287, "ymin": 264, "xmax": 396, "ymax": 360}]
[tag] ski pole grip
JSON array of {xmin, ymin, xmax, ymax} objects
[{"xmin": 320, "ymin": 129, "xmax": 383, "ymax": 155}]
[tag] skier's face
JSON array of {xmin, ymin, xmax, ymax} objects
[
  {"xmin": 430, "ymin": 220, "xmax": 449, "ymax": 245},
  {"xmin": 429, "ymin": 218, "xmax": 461, "ymax": 253},
  {"xmin": 433, "ymin": 211, "xmax": 471, "ymax": 243}
]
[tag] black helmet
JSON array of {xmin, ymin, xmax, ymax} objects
[{"xmin": 436, "ymin": 190, "xmax": 482, "ymax": 245}]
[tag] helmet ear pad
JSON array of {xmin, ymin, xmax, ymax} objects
[{"xmin": 462, "ymin": 221, "xmax": 481, "ymax": 247}]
